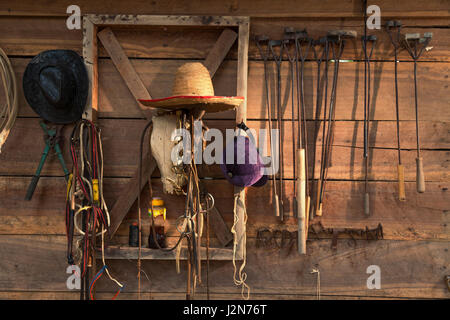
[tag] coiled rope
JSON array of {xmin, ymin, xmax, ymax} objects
[{"xmin": 0, "ymin": 47, "xmax": 18, "ymax": 153}]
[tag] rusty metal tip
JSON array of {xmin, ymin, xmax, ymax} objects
[
  {"xmin": 284, "ymin": 27, "xmax": 295, "ymax": 33},
  {"xmin": 386, "ymin": 20, "xmax": 402, "ymax": 27},
  {"xmin": 313, "ymin": 37, "xmax": 327, "ymax": 45},
  {"xmin": 405, "ymin": 33, "xmax": 420, "ymax": 40},
  {"xmin": 255, "ymin": 34, "xmax": 269, "ymax": 42},
  {"xmin": 327, "ymin": 30, "xmax": 357, "ymax": 38},
  {"xmin": 362, "ymin": 35, "xmax": 377, "ymax": 41},
  {"xmin": 268, "ymin": 40, "xmax": 283, "ymax": 46}
]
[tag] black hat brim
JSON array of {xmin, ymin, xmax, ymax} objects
[{"xmin": 23, "ymin": 50, "xmax": 88, "ymax": 124}]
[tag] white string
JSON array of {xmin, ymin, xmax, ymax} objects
[
  {"xmin": 231, "ymin": 193, "xmax": 250, "ymax": 300},
  {"xmin": 101, "ymin": 225, "xmax": 123, "ymax": 288},
  {"xmin": 0, "ymin": 47, "xmax": 18, "ymax": 153}
]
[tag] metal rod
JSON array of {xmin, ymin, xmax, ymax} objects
[
  {"xmin": 311, "ymin": 38, "xmax": 328, "ymax": 218},
  {"xmin": 362, "ymin": 34, "xmax": 376, "ymax": 216},
  {"xmin": 386, "ymin": 20, "xmax": 405, "ymax": 201},
  {"xmin": 320, "ymin": 32, "xmax": 355, "ymax": 209},
  {"xmin": 316, "ymin": 39, "xmax": 330, "ymax": 217},
  {"xmin": 255, "ymin": 36, "xmax": 279, "ymax": 217},
  {"xmin": 269, "ymin": 40, "xmax": 285, "ymax": 220},
  {"xmin": 295, "ymin": 31, "xmax": 312, "ymax": 223},
  {"xmin": 283, "ymin": 33, "xmax": 298, "ymax": 218},
  {"xmin": 297, "ymin": 36, "xmax": 312, "ymax": 200},
  {"xmin": 404, "ymin": 32, "xmax": 432, "ymax": 193}
]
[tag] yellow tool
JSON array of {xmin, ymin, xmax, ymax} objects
[{"xmin": 148, "ymin": 197, "xmax": 166, "ymax": 221}]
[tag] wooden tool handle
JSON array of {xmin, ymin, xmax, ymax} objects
[
  {"xmin": 315, "ymin": 179, "xmax": 322, "ymax": 217},
  {"xmin": 305, "ymin": 196, "xmax": 311, "ymax": 239},
  {"xmin": 297, "ymin": 149, "xmax": 306, "ymax": 255},
  {"xmin": 397, "ymin": 164, "xmax": 406, "ymax": 201},
  {"xmin": 416, "ymin": 157, "xmax": 425, "ymax": 193},
  {"xmin": 364, "ymin": 192, "xmax": 370, "ymax": 216},
  {"xmin": 317, "ymin": 203, "xmax": 323, "ymax": 217},
  {"xmin": 274, "ymin": 194, "xmax": 280, "ymax": 217}
]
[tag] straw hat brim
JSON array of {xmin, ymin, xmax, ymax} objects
[{"xmin": 139, "ymin": 95, "xmax": 244, "ymax": 113}]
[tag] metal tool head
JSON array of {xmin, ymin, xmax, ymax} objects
[
  {"xmin": 419, "ymin": 32, "xmax": 433, "ymax": 45},
  {"xmin": 283, "ymin": 30, "xmax": 296, "ymax": 41},
  {"xmin": 423, "ymin": 32, "xmax": 433, "ymax": 39},
  {"xmin": 327, "ymin": 30, "xmax": 357, "ymax": 39},
  {"xmin": 405, "ymin": 33, "xmax": 421, "ymax": 41},
  {"xmin": 313, "ymin": 36, "xmax": 327, "ymax": 46},
  {"xmin": 283, "ymin": 27, "xmax": 296, "ymax": 40},
  {"xmin": 255, "ymin": 34, "xmax": 269, "ymax": 43},
  {"xmin": 362, "ymin": 35, "xmax": 377, "ymax": 42},
  {"xmin": 386, "ymin": 20, "xmax": 402, "ymax": 28},
  {"xmin": 284, "ymin": 27, "xmax": 296, "ymax": 34},
  {"xmin": 268, "ymin": 40, "xmax": 283, "ymax": 47},
  {"xmin": 295, "ymin": 29, "xmax": 309, "ymax": 41}
]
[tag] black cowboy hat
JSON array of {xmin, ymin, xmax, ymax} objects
[{"xmin": 23, "ymin": 50, "xmax": 88, "ymax": 124}]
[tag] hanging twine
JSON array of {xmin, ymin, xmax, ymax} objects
[{"xmin": 231, "ymin": 192, "xmax": 251, "ymax": 300}]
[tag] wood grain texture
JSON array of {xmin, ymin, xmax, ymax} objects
[
  {"xmin": 0, "ymin": 0, "xmax": 448, "ymax": 300},
  {"xmin": 105, "ymin": 26, "xmax": 243, "ymax": 238},
  {"xmin": 1, "ymin": 0, "xmax": 448, "ymax": 18},
  {"xmin": 82, "ymin": 16, "xmax": 97, "ymax": 121},
  {"xmin": 0, "ymin": 291, "xmax": 414, "ymax": 300},
  {"xmin": 0, "ymin": 235, "xmax": 448, "ymax": 298},
  {"xmin": 1, "ymin": 119, "xmax": 448, "ymax": 181},
  {"xmin": 8, "ymin": 58, "xmax": 448, "ymax": 121},
  {"xmin": 203, "ymin": 28, "xmax": 237, "ymax": 77},
  {"xmin": 0, "ymin": 177, "xmax": 447, "ymax": 241},
  {"xmin": 97, "ymin": 27, "xmax": 153, "ymax": 115},
  {"xmin": 2, "ymin": 17, "xmax": 449, "ymax": 61},
  {"xmin": 100, "ymin": 246, "xmax": 235, "ymax": 260}
]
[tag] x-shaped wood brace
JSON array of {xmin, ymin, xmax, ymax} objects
[{"xmin": 97, "ymin": 27, "xmax": 238, "ymax": 238}]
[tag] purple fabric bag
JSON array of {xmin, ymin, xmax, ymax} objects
[{"xmin": 220, "ymin": 136, "xmax": 267, "ymax": 187}]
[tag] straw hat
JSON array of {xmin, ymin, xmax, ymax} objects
[{"xmin": 139, "ymin": 62, "xmax": 244, "ymax": 113}]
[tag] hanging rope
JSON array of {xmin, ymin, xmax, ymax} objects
[
  {"xmin": 0, "ymin": 47, "xmax": 18, "ymax": 153},
  {"xmin": 66, "ymin": 119, "xmax": 123, "ymax": 300},
  {"xmin": 231, "ymin": 192, "xmax": 250, "ymax": 300}
]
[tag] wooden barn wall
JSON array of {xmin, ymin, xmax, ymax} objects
[{"xmin": 0, "ymin": 0, "xmax": 449, "ymax": 300}]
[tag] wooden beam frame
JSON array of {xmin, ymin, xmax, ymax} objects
[{"xmin": 82, "ymin": 14, "xmax": 250, "ymax": 260}]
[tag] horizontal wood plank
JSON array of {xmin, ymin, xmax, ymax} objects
[
  {"xmin": 1, "ymin": 118, "xmax": 448, "ymax": 181},
  {"xmin": 0, "ymin": 235, "xmax": 448, "ymax": 299},
  {"xmin": 0, "ymin": 291, "xmax": 413, "ymax": 300},
  {"xmin": 7, "ymin": 58, "xmax": 449, "ymax": 121},
  {"xmin": 1, "ymin": 0, "xmax": 448, "ymax": 18},
  {"xmin": 0, "ymin": 177, "xmax": 447, "ymax": 241},
  {"xmin": 1, "ymin": 17, "xmax": 449, "ymax": 61}
]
